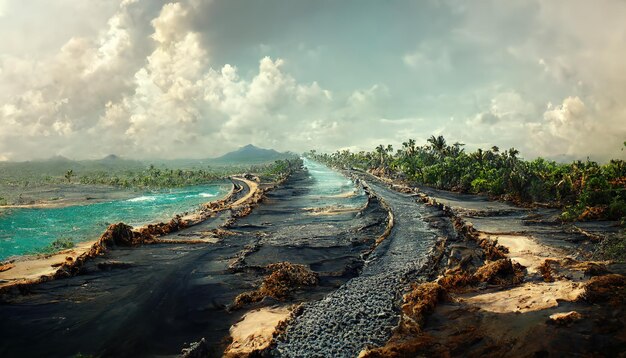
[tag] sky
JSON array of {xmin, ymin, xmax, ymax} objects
[{"xmin": 0, "ymin": 0, "xmax": 625, "ymax": 161}]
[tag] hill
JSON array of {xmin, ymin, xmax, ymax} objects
[{"xmin": 212, "ymin": 144, "xmax": 292, "ymax": 164}]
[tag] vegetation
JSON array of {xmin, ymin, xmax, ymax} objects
[
  {"xmin": 254, "ymin": 158, "xmax": 303, "ymax": 181},
  {"xmin": 64, "ymin": 169, "xmax": 74, "ymax": 183},
  {"xmin": 0, "ymin": 155, "xmax": 302, "ymax": 205},
  {"xmin": 75, "ymin": 165, "xmax": 227, "ymax": 188},
  {"xmin": 306, "ymin": 135, "xmax": 626, "ymax": 225},
  {"xmin": 39, "ymin": 237, "xmax": 75, "ymax": 254}
]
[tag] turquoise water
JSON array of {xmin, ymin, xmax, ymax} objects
[
  {"xmin": 0, "ymin": 183, "xmax": 231, "ymax": 260},
  {"xmin": 301, "ymin": 158, "xmax": 366, "ymax": 210}
]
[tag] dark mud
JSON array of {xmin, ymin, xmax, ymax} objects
[
  {"xmin": 361, "ymin": 177, "xmax": 626, "ymax": 357},
  {"xmin": 0, "ymin": 168, "xmax": 388, "ymax": 357},
  {"xmin": 420, "ymin": 185, "xmax": 624, "ymax": 256},
  {"xmin": 274, "ymin": 173, "xmax": 447, "ymax": 357}
]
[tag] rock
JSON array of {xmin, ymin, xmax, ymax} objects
[
  {"xmin": 0, "ymin": 263, "xmax": 15, "ymax": 272},
  {"xmin": 548, "ymin": 311, "xmax": 582, "ymax": 326},
  {"xmin": 100, "ymin": 223, "xmax": 137, "ymax": 247}
]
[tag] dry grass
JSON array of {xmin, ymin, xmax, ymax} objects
[
  {"xmin": 478, "ymin": 238, "xmax": 509, "ymax": 261},
  {"xmin": 538, "ymin": 258, "xmax": 609, "ymax": 283},
  {"xmin": 437, "ymin": 272, "xmax": 474, "ymax": 292},
  {"xmin": 439, "ymin": 258, "xmax": 525, "ymax": 292},
  {"xmin": 538, "ymin": 259, "xmax": 556, "ymax": 282},
  {"xmin": 135, "ymin": 215, "xmax": 188, "ymax": 238},
  {"xmin": 472, "ymin": 258, "xmax": 525, "ymax": 285},
  {"xmin": 400, "ymin": 282, "xmax": 447, "ymax": 333},
  {"xmin": 232, "ymin": 262, "xmax": 319, "ymax": 309},
  {"xmin": 579, "ymin": 273, "xmax": 626, "ymax": 306}
]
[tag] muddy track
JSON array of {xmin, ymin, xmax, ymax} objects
[
  {"xmin": 274, "ymin": 172, "xmax": 441, "ymax": 357},
  {"xmin": 0, "ymin": 166, "xmax": 390, "ymax": 357}
]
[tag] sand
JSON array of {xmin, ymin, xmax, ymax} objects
[
  {"xmin": 462, "ymin": 227, "xmax": 583, "ymax": 314},
  {"xmin": 231, "ymin": 177, "xmax": 259, "ymax": 207},
  {"xmin": 225, "ymin": 306, "xmax": 292, "ymax": 355},
  {"xmin": 482, "ymin": 233, "xmax": 564, "ymax": 273},
  {"xmin": 0, "ymin": 177, "xmax": 260, "ymax": 288},
  {"xmin": 460, "ymin": 281, "xmax": 584, "ymax": 313},
  {"xmin": 0, "ymin": 240, "xmax": 95, "ymax": 285}
]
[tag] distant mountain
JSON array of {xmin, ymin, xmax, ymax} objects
[
  {"xmin": 102, "ymin": 154, "xmax": 120, "ymax": 160},
  {"xmin": 212, "ymin": 144, "xmax": 291, "ymax": 164}
]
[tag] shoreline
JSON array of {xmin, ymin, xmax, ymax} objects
[
  {"xmin": 0, "ymin": 181, "xmax": 233, "ymax": 210},
  {"xmin": 0, "ymin": 176, "xmax": 262, "ymax": 290}
]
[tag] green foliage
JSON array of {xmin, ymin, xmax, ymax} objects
[
  {"xmin": 39, "ymin": 237, "xmax": 75, "ymax": 254},
  {"xmin": 255, "ymin": 158, "xmax": 304, "ymax": 181},
  {"xmin": 0, "ymin": 155, "xmax": 302, "ymax": 205},
  {"xmin": 64, "ymin": 169, "xmax": 74, "ymax": 183},
  {"xmin": 306, "ymin": 136, "xmax": 626, "ymax": 224}
]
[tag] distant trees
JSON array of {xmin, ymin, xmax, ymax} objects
[{"xmin": 305, "ymin": 136, "xmax": 626, "ymax": 225}]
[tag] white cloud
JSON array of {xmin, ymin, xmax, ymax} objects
[{"xmin": 0, "ymin": 0, "xmax": 624, "ymax": 162}]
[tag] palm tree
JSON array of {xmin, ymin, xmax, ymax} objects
[
  {"xmin": 472, "ymin": 148, "xmax": 485, "ymax": 167},
  {"xmin": 407, "ymin": 139, "xmax": 416, "ymax": 155},
  {"xmin": 427, "ymin": 135, "xmax": 448, "ymax": 156},
  {"xmin": 375, "ymin": 144, "xmax": 386, "ymax": 168},
  {"xmin": 64, "ymin": 169, "xmax": 74, "ymax": 183},
  {"xmin": 449, "ymin": 142, "xmax": 465, "ymax": 156},
  {"xmin": 386, "ymin": 144, "xmax": 394, "ymax": 157}
]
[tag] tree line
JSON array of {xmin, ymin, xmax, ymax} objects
[{"xmin": 306, "ymin": 136, "xmax": 626, "ymax": 225}]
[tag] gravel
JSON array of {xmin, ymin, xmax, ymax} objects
[{"xmin": 274, "ymin": 176, "xmax": 438, "ymax": 357}]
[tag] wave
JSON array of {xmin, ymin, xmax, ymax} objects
[
  {"xmin": 200, "ymin": 192, "xmax": 217, "ymax": 198},
  {"xmin": 127, "ymin": 196, "xmax": 157, "ymax": 202}
]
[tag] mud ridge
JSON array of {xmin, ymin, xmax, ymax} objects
[{"xmin": 359, "ymin": 172, "xmax": 626, "ymax": 357}]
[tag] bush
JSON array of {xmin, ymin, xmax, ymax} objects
[
  {"xmin": 40, "ymin": 237, "xmax": 75, "ymax": 253},
  {"xmin": 470, "ymin": 178, "xmax": 489, "ymax": 194}
]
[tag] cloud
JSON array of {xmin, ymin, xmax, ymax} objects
[
  {"xmin": 0, "ymin": 0, "xmax": 400, "ymax": 160},
  {"xmin": 0, "ymin": 0, "xmax": 624, "ymax": 162},
  {"xmin": 473, "ymin": 112, "xmax": 501, "ymax": 125}
]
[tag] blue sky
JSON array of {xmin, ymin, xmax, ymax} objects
[{"xmin": 0, "ymin": 0, "xmax": 624, "ymax": 161}]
